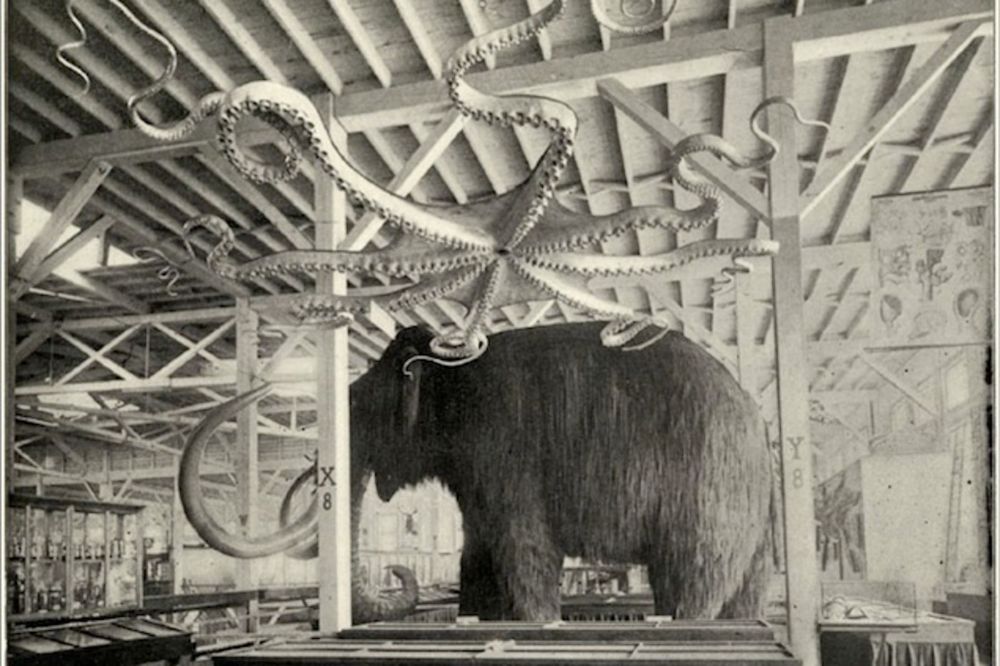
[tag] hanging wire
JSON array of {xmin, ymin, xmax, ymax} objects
[{"xmin": 55, "ymin": 0, "xmax": 91, "ymax": 98}]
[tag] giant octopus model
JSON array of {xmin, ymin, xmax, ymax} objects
[
  {"xmin": 89, "ymin": 0, "xmax": 829, "ymax": 360},
  {"xmin": 80, "ymin": 0, "xmax": 827, "ymax": 622}
]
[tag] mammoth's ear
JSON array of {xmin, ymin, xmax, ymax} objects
[{"xmin": 401, "ymin": 346, "xmax": 423, "ymax": 435}]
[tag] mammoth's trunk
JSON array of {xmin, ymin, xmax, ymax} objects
[{"xmin": 279, "ymin": 468, "xmax": 419, "ymax": 623}]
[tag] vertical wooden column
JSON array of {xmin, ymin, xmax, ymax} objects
[
  {"xmin": 316, "ymin": 94, "xmax": 353, "ymax": 630},
  {"xmin": 763, "ymin": 16, "xmax": 820, "ymax": 666},
  {"xmin": 235, "ymin": 298, "xmax": 259, "ymax": 630},
  {"xmin": 6, "ymin": 176, "xmax": 22, "ymax": 498}
]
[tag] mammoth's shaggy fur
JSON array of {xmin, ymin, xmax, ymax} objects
[{"xmin": 357, "ymin": 322, "xmax": 772, "ymax": 621}]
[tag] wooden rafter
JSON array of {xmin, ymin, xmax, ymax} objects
[
  {"xmin": 392, "ymin": 1, "xmax": 442, "ymax": 79},
  {"xmin": 263, "ymin": 0, "xmax": 344, "ymax": 93},
  {"xmin": 327, "ymin": 0, "xmax": 392, "ymax": 88}
]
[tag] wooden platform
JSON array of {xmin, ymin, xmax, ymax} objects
[
  {"xmin": 339, "ymin": 619, "xmax": 777, "ymax": 643},
  {"xmin": 212, "ymin": 636, "xmax": 801, "ymax": 664},
  {"xmin": 213, "ymin": 621, "xmax": 800, "ymax": 665}
]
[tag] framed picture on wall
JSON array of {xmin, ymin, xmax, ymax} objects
[{"xmin": 870, "ymin": 186, "xmax": 993, "ymax": 347}]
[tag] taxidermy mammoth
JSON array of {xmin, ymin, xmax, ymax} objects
[{"xmin": 180, "ymin": 322, "xmax": 772, "ymax": 622}]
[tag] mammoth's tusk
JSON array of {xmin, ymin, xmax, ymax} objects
[{"xmin": 179, "ymin": 383, "xmax": 320, "ymax": 558}]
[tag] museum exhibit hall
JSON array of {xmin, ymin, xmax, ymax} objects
[{"xmin": 1, "ymin": 0, "xmax": 995, "ymax": 664}]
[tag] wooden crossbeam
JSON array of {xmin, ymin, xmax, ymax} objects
[
  {"xmin": 341, "ymin": 110, "xmax": 467, "ymax": 251},
  {"xmin": 13, "ymin": 160, "xmax": 111, "ymax": 294},
  {"xmin": 799, "ymin": 20, "xmax": 986, "ymax": 218},
  {"xmin": 597, "ymin": 78, "xmax": 770, "ymax": 221},
  {"xmin": 408, "ymin": 122, "xmax": 469, "ymax": 204},
  {"xmin": 56, "ymin": 327, "xmax": 142, "ymax": 384},
  {"xmin": 152, "ymin": 320, "xmax": 236, "ymax": 379},
  {"xmin": 29, "ymin": 216, "xmax": 117, "ymax": 286}
]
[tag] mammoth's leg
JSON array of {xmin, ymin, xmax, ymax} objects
[
  {"xmin": 492, "ymin": 501, "xmax": 563, "ymax": 621},
  {"xmin": 717, "ymin": 533, "xmax": 770, "ymax": 619},
  {"xmin": 646, "ymin": 556, "xmax": 681, "ymax": 618},
  {"xmin": 458, "ymin": 537, "xmax": 504, "ymax": 620},
  {"xmin": 646, "ymin": 533, "xmax": 727, "ymax": 619}
]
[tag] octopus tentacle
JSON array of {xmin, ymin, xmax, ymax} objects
[
  {"xmin": 446, "ymin": 0, "xmax": 576, "ymax": 249},
  {"xmin": 668, "ymin": 96, "xmax": 830, "ymax": 199},
  {"xmin": 520, "ymin": 200, "xmax": 721, "ymax": 255},
  {"xmin": 217, "ymin": 82, "xmax": 497, "ymax": 251},
  {"xmin": 521, "ymin": 239, "xmax": 780, "ymax": 277},
  {"xmin": 56, "ymin": 1, "xmax": 91, "ymax": 97},
  {"xmin": 185, "ymin": 214, "xmax": 488, "ymax": 282}
]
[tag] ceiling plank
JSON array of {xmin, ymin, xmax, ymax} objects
[
  {"xmin": 197, "ymin": 0, "xmax": 289, "ymax": 84},
  {"xmin": 392, "ymin": 1, "xmax": 442, "ymax": 79},
  {"xmin": 326, "ymin": 0, "xmax": 392, "ymax": 88},
  {"xmin": 263, "ymin": 0, "xmax": 345, "ymax": 92}
]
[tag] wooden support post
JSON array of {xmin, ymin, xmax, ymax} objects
[
  {"xmin": 316, "ymin": 94, "xmax": 353, "ymax": 631},
  {"xmin": 6, "ymin": 176, "xmax": 22, "ymax": 510},
  {"xmin": 763, "ymin": 16, "xmax": 820, "ymax": 666},
  {"xmin": 235, "ymin": 298, "xmax": 260, "ymax": 631}
]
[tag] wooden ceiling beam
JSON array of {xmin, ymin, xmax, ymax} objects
[
  {"xmin": 392, "ymin": 1, "xmax": 442, "ymax": 79},
  {"xmin": 262, "ymin": 0, "xmax": 344, "ymax": 93},
  {"xmin": 800, "ymin": 20, "xmax": 987, "ymax": 219},
  {"xmin": 15, "ymin": 0, "xmax": 991, "ymax": 176},
  {"xmin": 894, "ymin": 37, "xmax": 984, "ymax": 191},
  {"xmin": 8, "ymin": 82, "xmax": 81, "ymax": 138},
  {"xmin": 326, "ymin": 0, "xmax": 392, "ymax": 88}
]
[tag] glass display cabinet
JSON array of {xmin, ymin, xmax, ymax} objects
[{"xmin": 7, "ymin": 494, "xmax": 144, "ymax": 619}]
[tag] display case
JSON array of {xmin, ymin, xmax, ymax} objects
[{"xmin": 7, "ymin": 495, "xmax": 144, "ymax": 619}]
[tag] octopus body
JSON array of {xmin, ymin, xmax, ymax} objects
[{"xmin": 108, "ymin": 0, "xmax": 827, "ymax": 360}]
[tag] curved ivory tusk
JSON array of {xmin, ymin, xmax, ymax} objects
[{"xmin": 178, "ymin": 384, "xmax": 320, "ymax": 558}]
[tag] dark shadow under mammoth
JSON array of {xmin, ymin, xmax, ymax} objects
[{"xmin": 178, "ymin": 322, "xmax": 773, "ymax": 622}]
